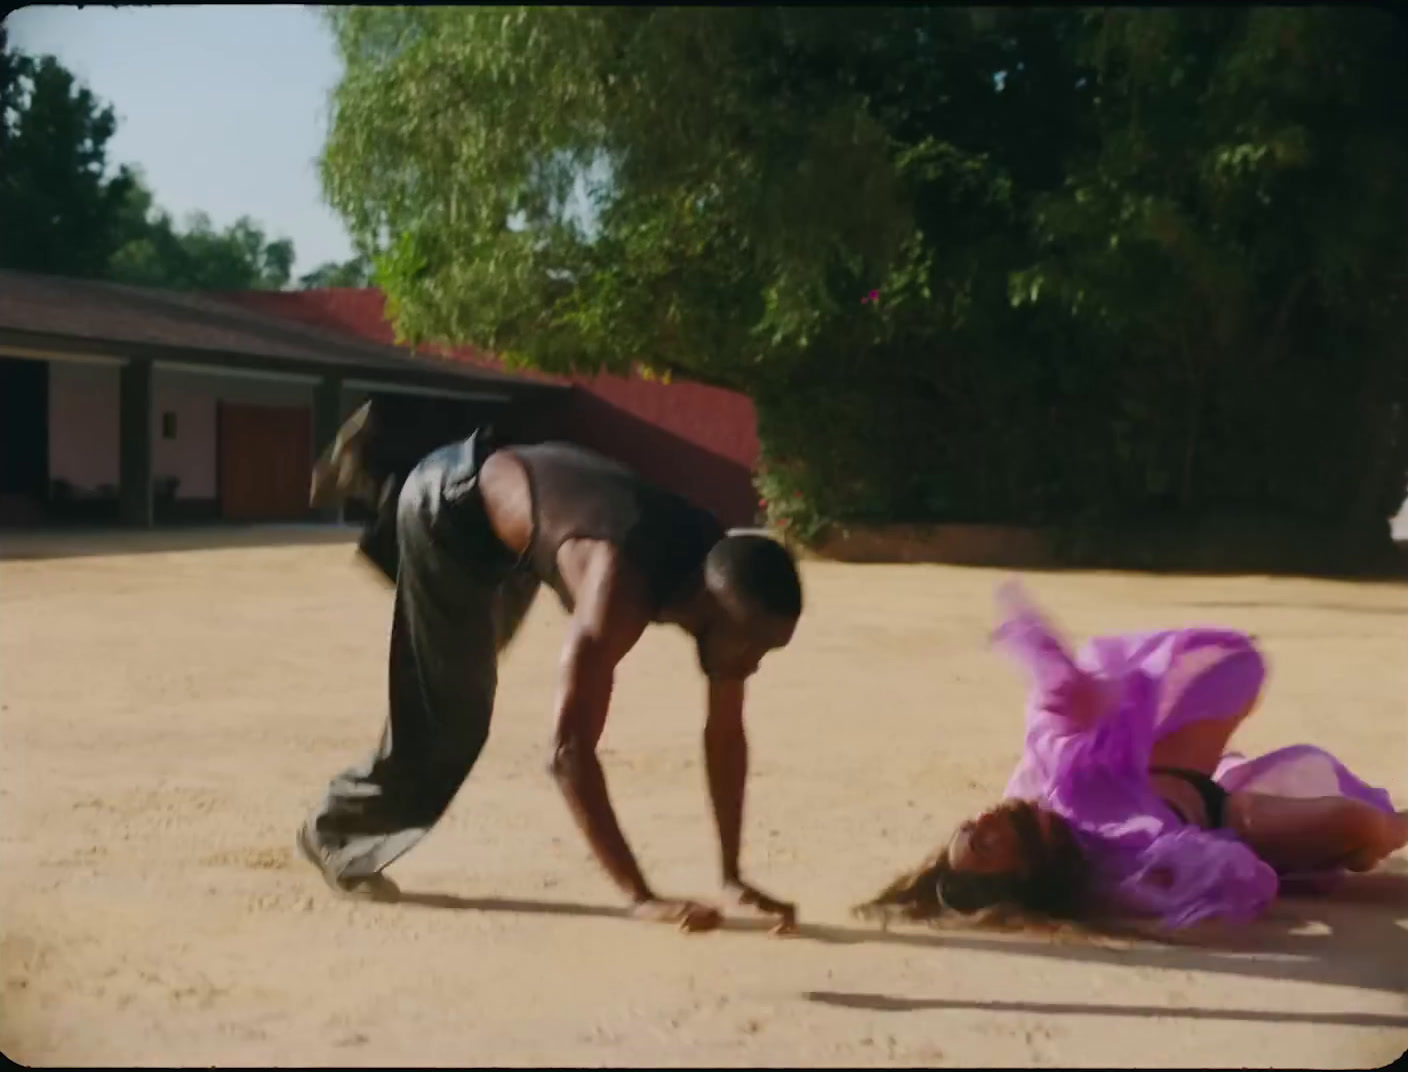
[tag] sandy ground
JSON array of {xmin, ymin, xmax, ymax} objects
[{"xmin": 1, "ymin": 528, "xmax": 1406, "ymax": 1067}]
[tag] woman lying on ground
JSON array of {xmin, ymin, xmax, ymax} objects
[{"xmin": 857, "ymin": 582, "xmax": 1407, "ymax": 933}]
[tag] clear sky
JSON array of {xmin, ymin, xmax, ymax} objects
[{"xmin": 7, "ymin": 4, "xmax": 357, "ymax": 276}]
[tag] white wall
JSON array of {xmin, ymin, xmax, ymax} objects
[
  {"xmin": 48, "ymin": 362, "xmax": 120, "ymax": 493},
  {"xmin": 151, "ymin": 369, "xmax": 217, "ymax": 499},
  {"xmin": 151, "ymin": 369, "xmax": 314, "ymax": 500},
  {"xmin": 48, "ymin": 361, "xmax": 319, "ymax": 500}
]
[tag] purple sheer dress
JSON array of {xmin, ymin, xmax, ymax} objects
[{"xmin": 991, "ymin": 581, "xmax": 1396, "ymax": 929}]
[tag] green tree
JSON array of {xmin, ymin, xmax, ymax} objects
[
  {"xmin": 297, "ymin": 253, "xmax": 375, "ymax": 289},
  {"xmin": 1011, "ymin": 8, "xmax": 1408, "ymax": 528},
  {"xmin": 107, "ymin": 200, "xmax": 296, "ymax": 291},
  {"xmin": 318, "ymin": 6, "xmax": 1408, "ymax": 540},
  {"xmin": 1, "ymin": 34, "xmax": 298, "ymax": 293},
  {"xmin": 0, "ymin": 28, "xmax": 139, "ymax": 277},
  {"xmin": 318, "ymin": 7, "xmax": 1039, "ymax": 382},
  {"xmin": 317, "ymin": 6, "xmax": 1096, "ymax": 522}
]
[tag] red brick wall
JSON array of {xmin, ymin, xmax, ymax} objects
[
  {"xmin": 217, "ymin": 289, "xmax": 763, "ymax": 526},
  {"xmin": 554, "ymin": 375, "xmax": 760, "ymax": 525}
]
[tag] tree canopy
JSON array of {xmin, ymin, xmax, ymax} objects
[
  {"xmin": 1, "ymin": 30, "xmax": 299, "ymax": 293},
  {"xmin": 319, "ymin": 7, "xmax": 1050, "ymax": 386},
  {"xmin": 319, "ymin": 6, "xmax": 1408, "ymax": 539},
  {"xmin": 1011, "ymin": 10, "xmax": 1408, "ymax": 527},
  {"xmin": 297, "ymin": 253, "xmax": 375, "ymax": 290},
  {"xmin": 0, "ymin": 28, "xmax": 140, "ymax": 278},
  {"xmin": 107, "ymin": 198, "xmax": 296, "ymax": 292}
]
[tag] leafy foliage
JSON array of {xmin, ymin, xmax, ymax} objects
[
  {"xmin": 1011, "ymin": 8, "xmax": 1408, "ymax": 526},
  {"xmin": 318, "ymin": 8, "xmax": 1408, "ymax": 537},
  {"xmin": 298, "ymin": 253, "xmax": 375, "ymax": 289},
  {"xmin": 0, "ymin": 28, "xmax": 139, "ymax": 277},
  {"xmin": 108, "ymin": 201, "xmax": 296, "ymax": 291},
  {"xmin": 1, "ymin": 32, "xmax": 298, "ymax": 293}
]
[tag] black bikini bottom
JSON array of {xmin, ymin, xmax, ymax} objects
[{"xmin": 1151, "ymin": 765, "xmax": 1229, "ymax": 829}]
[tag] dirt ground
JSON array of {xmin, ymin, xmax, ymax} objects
[{"xmin": 2, "ymin": 529, "xmax": 1405, "ymax": 1067}]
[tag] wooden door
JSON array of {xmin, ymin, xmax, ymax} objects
[{"xmin": 218, "ymin": 403, "xmax": 312, "ymax": 521}]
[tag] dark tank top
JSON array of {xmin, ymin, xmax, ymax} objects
[{"xmin": 511, "ymin": 442, "xmax": 725, "ymax": 614}]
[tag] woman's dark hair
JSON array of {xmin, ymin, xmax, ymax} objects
[{"xmin": 855, "ymin": 800, "xmax": 1088, "ymax": 925}]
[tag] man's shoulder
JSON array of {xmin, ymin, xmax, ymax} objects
[
  {"xmin": 516, "ymin": 444, "xmax": 721, "ymax": 522},
  {"xmin": 565, "ymin": 540, "xmax": 660, "ymax": 641},
  {"xmin": 511, "ymin": 440, "xmax": 620, "ymax": 469}
]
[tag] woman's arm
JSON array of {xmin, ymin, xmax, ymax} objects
[{"xmin": 992, "ymin": 582, "xmax": 1109, "ymax": 733}]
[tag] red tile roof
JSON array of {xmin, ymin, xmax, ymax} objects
[
  {"xmin": 216, "ymin": 288, "xmax": 761, "ymax": 468},
  {"xmin": 0, "ymin": 271, "xmax": 550, "ymax": 394},
  {"xmin": 213, "ymin": 289, "xmax": 561, "ymax": 384}
]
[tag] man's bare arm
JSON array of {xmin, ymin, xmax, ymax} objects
[
  {"xmin": 550, "ymin": 627, "xmax": 653, "ymax": 900},
  {"xmin": 704, "ymin": 678, "xmax": 749, "ymax": 883},
  {"xmin": 705, "ymin": 677, "xmax": 797, "ymax": 931},
  {"xmin": 549, "ymin": 549, "xmax": 720, "ymax": 930}
]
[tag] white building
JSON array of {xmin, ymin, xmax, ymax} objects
[{"xmin": 0, "ymin": 271, "xmax": 564, "ymax": 527}]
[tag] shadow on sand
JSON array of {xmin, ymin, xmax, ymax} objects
[
  {"xmin": 799, "ymin": 870, "xmax": 1408, "ymax": 1031},
  {"xmin": 390, "ymin": 868, "xmax": 1408, "ymax": 1021},
  {"xmin": 1169, "ymin": 598, "xmax": 1407, "ymax": 617},
  {"xmin": 799, "ymin": 992, "xmax": 1408, "ymax": 1029}
]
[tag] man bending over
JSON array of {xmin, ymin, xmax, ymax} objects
[{"xmin": 298, "ymin": 402, "xmax": 803, "ymax": 933}]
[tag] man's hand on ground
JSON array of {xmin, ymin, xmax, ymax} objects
[
  {"xmin": 724, "ymin": 879, "xmax": 798, "ymax": 934},
  {"xmin": 629, "ymin": 896, "xmax": 723, "ymax": 932}
]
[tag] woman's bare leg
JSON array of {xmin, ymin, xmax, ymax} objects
[
  {"xmin": 1226, "ymin": 792, "xmax": 1408, "ymax": 873},
  {"xmin": 1149, "ymin": 703, "xmax": 1256, "ymax": 774},
  {"xmin": 1149, "ymin": 646, "xmax": 1267, "ymax": 773}
]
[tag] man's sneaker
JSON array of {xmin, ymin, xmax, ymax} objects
[
  {"xmin": 310, "ymin": 400, "xmax": 383, "ymax": 510},
  {"xmin": 296, "ymin": 821, "xmax": 401, "ymax": 903}
]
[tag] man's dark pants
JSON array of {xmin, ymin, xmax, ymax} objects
[{"xmin": 302, "ymin": 431, "xmax": 540, "ymax": 883}]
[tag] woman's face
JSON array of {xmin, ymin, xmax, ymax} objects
[
  {"xmin": 947, "ymin": 803, "xmax": 1049, "ymax": 877},
  {"xmin": 947, "ymin": 809, "xmax": 1021, "ymax": 874}
]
